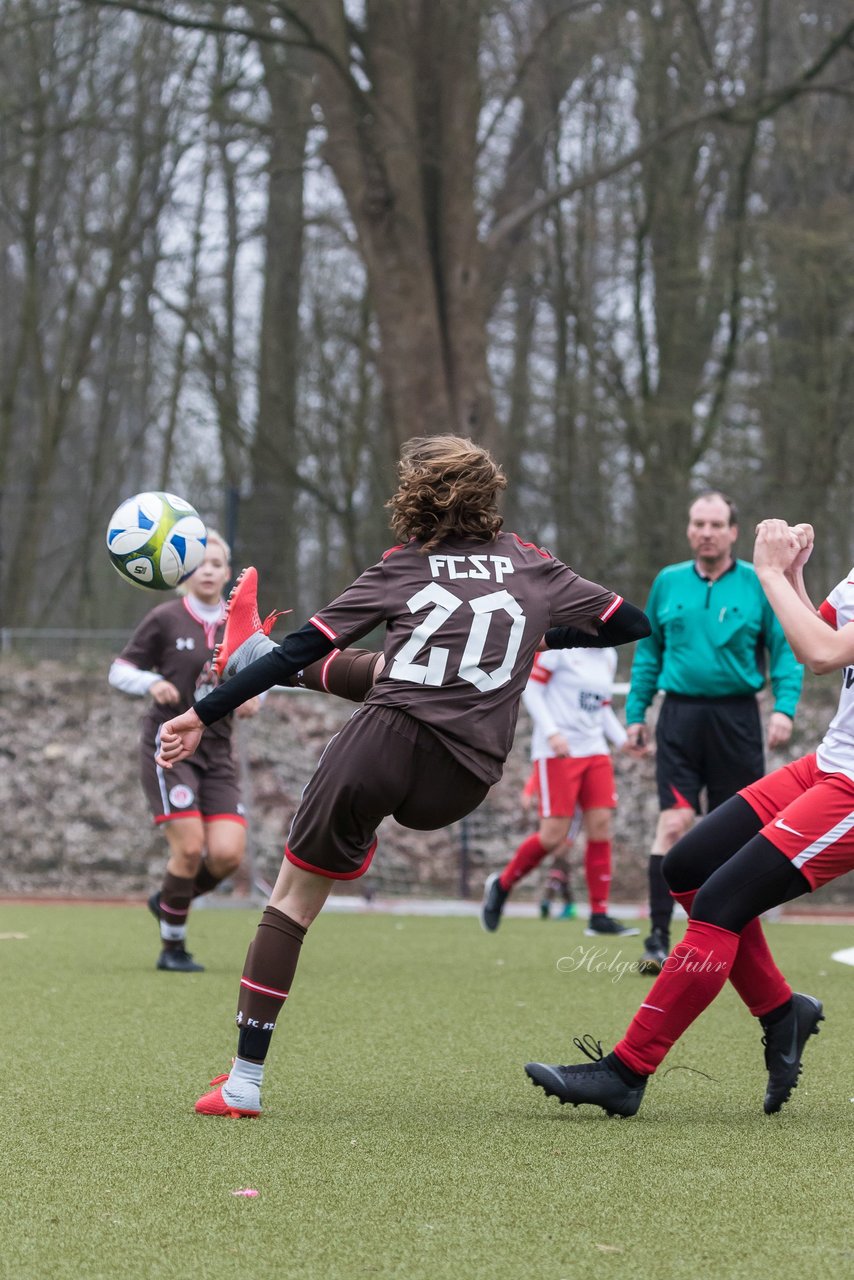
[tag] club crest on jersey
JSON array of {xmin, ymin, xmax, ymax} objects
[
  {"xmin": 176, "ymin": 637, "xmax": 196, "ymax": 650},
  {"xmin": 168, "ymin": 784, "xmax": 195, "ymax": 809}
]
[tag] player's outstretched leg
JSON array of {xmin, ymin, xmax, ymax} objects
[
  {"xmin": 760, "ymin": 993, "xmax": 824, "ymax": 1114},
  {"xmin": 483, "ymin": 834, "xmax": 553, "ymax": 932},
  {"xmin": 526, "ymin": 918, "xmax": 740, "ymax": 1117},
  {"xmin": 213, "ymin": 566, "xmax": 286, "ymax": 679},
  {"xmin": 525, "ymin": 1036, "xmax": 647, "ymax": 1118}
]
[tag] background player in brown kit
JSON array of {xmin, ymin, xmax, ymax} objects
[
  {"xmin": 109, "ymin": 531, "xmax": 262, "ymax": 972},
  {"xmin": 156, "ymin": 436, "xmax": 650, "ymax": 1117},
  {"xmin": 110, "ymin": 531, "xmax": 384, "ymax": 973}
]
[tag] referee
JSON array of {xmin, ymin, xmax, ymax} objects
[{"xmin": 626, "ymin": 492, "xmax": 803, "ymax": 973}]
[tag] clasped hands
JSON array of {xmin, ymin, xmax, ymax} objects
[{"xmin": 753, "ymin": 520, "xmax": 814, "ymax": 576}]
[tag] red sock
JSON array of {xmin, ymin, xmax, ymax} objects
[
  {"xmin": 728, "ymin": 918, "xmax": 792, "ymax": 1016},
  {"xmin": 672, "ymin": 890, "xmax": 791, "ymax": 1018},
  {"xmin": 615, "ymin": 920, "xmax": 740, "ymax": 1075},
  {"xmin": 584, "ymin": 841, "xmax": 611, "ymax": 915},
  {"xmin": 499, "ymin": 835, "xmax": 548, "ymax": 890}
]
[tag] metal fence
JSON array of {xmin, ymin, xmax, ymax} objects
[{"xmin": 1, "ymin": 628, "xmax": 131, "ymax": 662}]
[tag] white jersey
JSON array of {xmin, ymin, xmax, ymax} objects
[
  {"xmin": 815, "ymin": 574, "xmax": 854, "ymax": 781},
  {"xmin": 523, "ymin": 648, "xmax": 627, "ymax": 760}
]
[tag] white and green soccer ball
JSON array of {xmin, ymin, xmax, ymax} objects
[{"xmin": 106, "ymin": 491, "xmax": 207, "ymax": 590}]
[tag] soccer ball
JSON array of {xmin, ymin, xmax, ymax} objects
[{"xmin": 106, "ymin": 491, "xmax": 207, "ymax": 590}]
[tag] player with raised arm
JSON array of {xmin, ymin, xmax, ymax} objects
[
  {"xmin": 525, "ymin": 520, "xmax": 852, "ymax": 1118},
  {"xmin": 155, "ymin": 435, "xmax": 650, "ymax": 1118}
]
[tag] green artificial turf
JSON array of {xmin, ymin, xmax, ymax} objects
[{"xmin": 1, "ymin": 904, "xmax": 852, "ymax": 1280}]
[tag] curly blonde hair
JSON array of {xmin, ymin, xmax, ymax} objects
[{"xmin": 387, "ymin": 435, "xmax": 507, "ymax": 552}]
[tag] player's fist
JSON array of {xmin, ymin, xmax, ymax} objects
[
  {"xmin": 156, "ymin": 707, "xmax": 205, "ymax": 767},
  {"xmin": 787, "ymin": 523, "xmax": 815, "ymax": 575},
  {"xmin": 753, "ymin": 519, "xmax": 800, "ymax": 574},
  {"xmin": 150, "ymin": 679, "xmax": 181, "ymax": 706}
]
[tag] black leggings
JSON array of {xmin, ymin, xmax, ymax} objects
[{"xmin": 662, "ymin": 796, "xmax": 811, "ymax": 934}]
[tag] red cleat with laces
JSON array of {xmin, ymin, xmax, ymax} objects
[
  {"xmin": 194, "ymin": 1073, "xmax": 261, "ymax": 1118},
  {"xmin": 213, "ymin": 566, "xmax": 288, "ymax": 679}
]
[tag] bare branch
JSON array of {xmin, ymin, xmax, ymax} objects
[
  {"xmin": 486, "ymin": 18, "xmax": 854, "ymax": 251},
  {"xmin": 74, "ymin": 0, "xmax": 364, "ymax": 103}
]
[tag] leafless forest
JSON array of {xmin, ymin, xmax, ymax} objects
[{"xmin": 2, "ymin": 0, "xmax": 853, "ymax": 631}]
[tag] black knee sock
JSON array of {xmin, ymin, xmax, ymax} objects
[
  {"xmin": 236, "ymin": 907, "xmax": 307, "ymax": 1062},
  {"xmin": 648, "ymin": 856, "xmax": 673, "ymax": 941},
  {"xmin": 192, "ymin": 860, "xmax": 224, "ymax": 900}
]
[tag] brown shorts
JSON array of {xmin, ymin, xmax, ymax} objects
[
  {"xmin": 286, "ymin": 704, "xmax": 490, "ymax": 879},
  {"xmin": 141, "ymin": 724, "xmax": 245, "ymax": 826}
]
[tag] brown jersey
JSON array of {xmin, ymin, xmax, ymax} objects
[
  {"xmin": 115, "ymin": 596, "xmax": 231, "ymax": 740},
  {"xmin": 309, "ymin": 532, "xmax": 622, "ymax": 783}
]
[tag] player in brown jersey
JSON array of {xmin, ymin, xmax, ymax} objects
[
  {"xmin": 111, "ymin": 532, "xmax": 383, "ymax": 974},
  {"xmin": 109, "ymin": 532, "xmax": 264, "ymax": 971},
  {"xmin": 155, "ymin": 436, "xmax": 650, "ymax": 1116}
]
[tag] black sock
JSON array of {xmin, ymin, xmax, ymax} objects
[
  {"xmin": 192, "ymin": 861, "xmax": 224, "ymax": 900},
  {"xmin": 648, "ymin": 855, "xmax": 673, "ymax": 940},
  {"xmin": 760, "ymin": 997, "xmax": 793, "ymax": 1027},
  {"xmin": 605, "ymin": 1051, "xmax": 648, "ymax": 1087}
]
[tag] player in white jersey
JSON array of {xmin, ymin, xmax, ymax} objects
[
  {"xmin": 525, "ymin": 520, "xmax": 853, "ymax": 1120},
  {"xmin": 481, "ymin": 648, "xmax": 644, "ymax": 936}
]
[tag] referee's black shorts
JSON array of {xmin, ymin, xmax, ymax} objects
[{"xmin": 655, "ymin": 693, "xmax": 765, "ymax": 814}]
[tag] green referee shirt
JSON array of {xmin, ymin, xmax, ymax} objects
[{"xmin": 625, "ymin": 558, "xmax": 803, "ymax": 724}]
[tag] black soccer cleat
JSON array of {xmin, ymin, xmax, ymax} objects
[
  {"xmin": 156, "ymin": 947, "xmax": 205, "ymax": 973},
  {"xmin": 761, "ymin": 992, "xmax": 824, "ymax": 1115},
  {"xmin": 584, "ymin": 913, "xmax": 640, "ymax": 938},
  {"xmin": 637, "ymin": 928, "xmax": 669, "ymax": 975},
  {"xmin": 480, "ymin": 872, "xmax": 509, "ymax": 932},
  {"xmin": 525, "ymin": 1037, "xmax": 646, "ymax": 1118}
]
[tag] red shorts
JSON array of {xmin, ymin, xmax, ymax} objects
[
  {"xmin": 740, "ymin": 753, "xmax": 854, "ymax": 890},
  {"xmin": 535, "ymin": 755, "xmax": 617, "ymax": 819}
]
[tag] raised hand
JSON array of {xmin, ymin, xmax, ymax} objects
[
  {"xmin": 787, "ymin": 523, "xmax": 815, "ymax": 576},
  {"xmin": 753, "ymin": 519, "xmax": 801, "ymax": 575}
]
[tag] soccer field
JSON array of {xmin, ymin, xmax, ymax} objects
[{"xmin": 2, "ymin": 904, "xmax": 852, "ymax": 1280}]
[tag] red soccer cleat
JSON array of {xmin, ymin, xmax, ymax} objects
[
  {"xmin": 213, "ymin": 566, "xmax": 288, "ymax": 679},
  {"xmin": 194, "ymin": 1073, "xmax": 261, "ymax": 1119}
]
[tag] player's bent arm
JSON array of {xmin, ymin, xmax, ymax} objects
[
  {"xmin": 108, "ymin": 659, "xmax": 160, "ymax": 697},
  {"xmin": 521, "ymin": 678, "xmax": 560, "ymax": 739},
  {"xmin": 758, "ymin": 568, "xmax": 854, "ymax": 674},
  {"xmin": 195, "ymin": 623, "xmax": 336, "ymax": 726},
  {"xmin": 544, "ymin": 599, "xmax": 650, "ymax": 650},
  {"xmin": 602, "ymin": 704, "xmax": 628, "ymax": 749}
]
